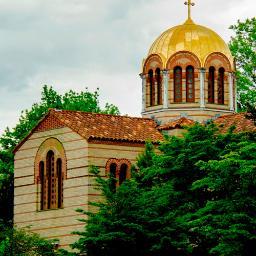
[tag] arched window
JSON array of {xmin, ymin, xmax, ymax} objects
[
  {"xmin": 174, "ymin": 66, "xmax": 182, "ymax": 102},
  {"xmin": 218, "ymin": 68, "xmax": 225, "ymax": 104},
  {"xmin": 57, "ymin": 158, "xmax": 63, "ymax": 209},
  {"xmin": 109, "ymin": 163, "xmax": 117, "ymax": 193},
  {"xmin": 105, "ymin": 159, "xmax": 131, "ymax": 192},
  {"xmin": 155, "ymin": 68, "xmax": 162, "ymax": 105},
  {"xmin": 39, "ymin": 161, "xmax": 45, "ymax": 211},
  {"xmin": 186, "ymin": 66, "xmax": 195, "ymax": 102},
  {"xmin": 148, "ymin": 69, "xmax": 155, "ymax": 106},
  {"xmin": 119, "ymin": 164, "xmax": 128, "ymax": 186},
  {"xmin": 35, "ymin": 138, "xmax": 66, "ymax": 211},
  {"xmin": 39, "ymin": 152, "xmax": 64, "ymax": 210},
  {"xmin": 208, "ymin": 67, "xmax": 215, "ymax": 103}
]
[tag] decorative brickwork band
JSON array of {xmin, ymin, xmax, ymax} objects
[{"xmin": 34, "ymin": 114, "xmax": 65, "ymax": 133}]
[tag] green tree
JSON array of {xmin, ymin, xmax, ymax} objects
[
  {"xmin": 229, "ymin": 17, "xmax": 256, "ymax": 110},
  {"xmin": 0, "ymin": 85, "xmax": 119, "ymax": 223},
  {"xmin": 187, "ymin": 141, "xmax": 256, "ymax": 256},
  {"xmin": 72, "ymin": 124, "xmax": 256, "ymax": 256},
  {"xmin": 0, "ymin": 223, "xmax": 58, "ymax": 256}
]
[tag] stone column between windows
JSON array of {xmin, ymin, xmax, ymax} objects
[
  {"xmin": 140, "ymin": 73, "xmax": 146, "ymax": 112},
  {"xmin": 229, "ymin": 72, "xmax": 234, "ymax": 111},
  {"xmin": 155, "ymin": 79, "xmax": 158, "ymax": 105},
  {"xmin": 162, "ymin": 69, "xmax": 169, "ymax": 109},
  {"xmin": 199, "ymin": 68, "xmax": 206, "ymax": 108}
]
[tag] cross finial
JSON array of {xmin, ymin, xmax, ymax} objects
[{"xmin": 184, "ymin": 0, "xmax": 195, "ymax": 20}]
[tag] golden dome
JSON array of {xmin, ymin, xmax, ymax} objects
[{"xmin": 148, "ymin": 18, "xmax": 233, "ymax": 67}]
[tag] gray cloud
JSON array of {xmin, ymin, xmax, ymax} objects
[{"xmin": 0, "ymin": 0, "xmax": 255, "ymax": 134}]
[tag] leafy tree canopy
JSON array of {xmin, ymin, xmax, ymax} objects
[
  {"xmin": 72, "ymin": 124, "xmax": 256, "ymax": 256},
  {"xmin": 229, "ymin": 17, "xmax": 256, "ymax": 110},
  {"xmin": 0, "ymin": 223, "xmax": 59, "ymax": 256},
  {"xmin": 0, "ymin": 85, "xmax": 119, "ymax": 151}
]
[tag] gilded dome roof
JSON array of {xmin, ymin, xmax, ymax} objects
[{"xmin": 148, "ymin": 18, "xmax": 233, "ymax": 67}]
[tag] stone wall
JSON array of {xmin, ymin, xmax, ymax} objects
[{"xmin": 14, "ymin": 127, "xmax": 88, "ymax": 250}]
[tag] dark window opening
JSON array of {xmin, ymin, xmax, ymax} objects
[
  {"xmin": 46, "ymin": 150, "xmax": 54, "ymax": 209},
  {"xmin": 218, "ymin": 67, "xmax": 225, "ymax": 104},
  {"xmin": 186, "ymin": 66, "xmax": 195, "ymax": 102},
  {"xmin": 119, "ymin": 164, "xmax": 128, "ymax": 186},
  {"xmin": 149, "ymin": 69, "xmax": 155, "ymax": 106},
  {"xmin": 109, "ymin": 163, "xmax": 117, "ymax": 193},
  {"xmin": 155, "ymin": 68, "xmax": 162, "ymax": 105},
  {"xmin": 208, "ymin": 66, "xmax": 215, "ymax": 103},
  {"xmin": 174, "ymin": 66, "xmax": 182, "ymax": 102}
]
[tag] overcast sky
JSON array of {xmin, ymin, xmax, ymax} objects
[{"xmin": 0, "ymin": 0, "xmax": 255, "ymax": 135}]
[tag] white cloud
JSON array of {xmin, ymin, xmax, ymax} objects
[{"xmin": 0, "ymin": 0, "xmax": 255, "ymax": 134}]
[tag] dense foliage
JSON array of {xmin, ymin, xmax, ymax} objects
[
  {"xmin": 0, "ymin": 223, "xmax": 58, "ymax": 256},
  {"xmin": 72, "ymin": 124, "xmax": 256, "ymax": 256},
  {"xmin": 0, "ymin": 85, "xmax": 119, "ymax": 223},
  {"xmin": 229, "ymin": 17, "xmax": 256, "ymax": 110}
]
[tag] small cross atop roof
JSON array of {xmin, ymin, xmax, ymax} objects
[{"xmin": 184, "ymin": 0, "xmax": 195, "ymax": 20}]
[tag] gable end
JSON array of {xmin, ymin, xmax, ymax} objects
[{"xmin": 34, "ymin": 114, "xmax": 65, "ymax": 133}]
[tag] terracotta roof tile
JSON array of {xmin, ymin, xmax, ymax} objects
[
  {"xmin": 50, "ymin": 109, "xmax": 163, "ymax": 143},
  {"xmin": 158, "ymin": 117, "xmax": 195, "ymax": 131},
  {"xmin": 214, "ymin": 113, "xmax": 256, "ymax": 133}
]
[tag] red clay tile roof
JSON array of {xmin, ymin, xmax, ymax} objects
[
  {"xmin": 214, "ymin": 113, "xmax": 256, "ymax": 133},
  {"xmin": 13, "ymin": 109, "xmax": 164, "ymax": 153},
  {"xmin": 49, "ymin": 109, "xmax": 163, "ymax": 143},
  {"xmin": 13, "ymin": 110, "xmax": 255, "ymax": 154},
  {"xmin": 158, "ymin": 117, "xmax": 195, "ymax": 131}
]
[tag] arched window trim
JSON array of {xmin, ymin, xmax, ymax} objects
[
  {"xmin": 208, "ymin": 66, "xmax": 215, "ymax": 104},
  {"xmin": 35, "ymin": 138, "xmax": 67, "ymax": 212},
  {"xmin": 174, "ymin": 66, "xmax": 182, "ymax": 103},
  {"xmin": 37, "ymin": 150, "xmax": 65, "ymax": 211},
  {"xmin": 218, "ymin": 67, "xmax": 225, "ymax": 105},
  {"xmin": 186, "ymin": 65, "xmax": 195, "ymax": 103},
  {"xmin": 105, "ymin": 159, "xmax": 131, "ymax": 192}
]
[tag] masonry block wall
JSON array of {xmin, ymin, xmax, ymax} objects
[
  {"xmin": 14, "ymin": 127, "xmax": 89, "ymax": 249},
  {"xmin": 14, "ymin": 126, "xmax": 147, "ymax": 249}
]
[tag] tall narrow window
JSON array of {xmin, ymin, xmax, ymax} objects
[
  {"xmin": 155, "ymin": 68, "xmax": 162, "ymax": 105},
  {"xmin": 208, "ymin": 67, "xmax": 215, "ymax": 103},
  {"xmin": 218, "ymin": 68, "xmax": 225, "ymax": 104},
  {"xmin": 35, "ymin": 138, "xmax": 66, "ymax": 211},
  {"xmin": 119, "ymin": 164, "xmax": 128, "ymax": 186},
  {"xmin": 106, "ymin": 159, "xmax": 131, "ymax": 192},
  {"xmin": 109, "ymin": 163, "xmax": 117, "ymax": 193},
  {"xmin": 46, "ymin": 150, "xmax": 55, "ymax": 209},
  {"xmin": 39, "ymin": 161, "xmax": 45, "ymax": 211},
  {"xmin": 174, "ymin": 66, "xmax": 182, "ymax": 102},
  {"xmin": 149, "ymin": 69, "xmax": 154, "ymax": 106},
  {"xmin": 186, "ymin": 66, "xmax": 195, "ymax": 102},
  {"xmin": 57, "ymin": 159, "xmax": 63, "ymax": 209}
]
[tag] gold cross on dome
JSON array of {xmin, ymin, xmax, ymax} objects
[{"xmin": 184, "ymin": 0, "xmax": 195, "ymax": 20}]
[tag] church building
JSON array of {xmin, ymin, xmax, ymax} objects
[{"xmin": 13, "ymin": 1, "xmax": 250, "ymax": 250}]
